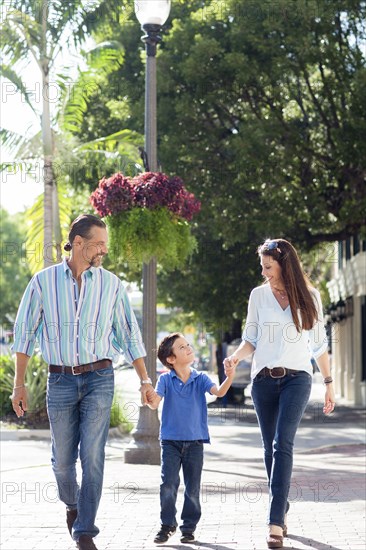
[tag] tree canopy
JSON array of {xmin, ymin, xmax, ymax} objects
[
  {"xmin": 61, "ymin": 0, "xmax": 366, "ymax": 334},
  {"xmin": 0, "ymin": 209, "xmax": 31, "ymax": 326}
]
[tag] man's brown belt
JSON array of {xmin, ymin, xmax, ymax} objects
[{"xmin": 48, "ymin": 359, "xmax": 112, "ymax": 375}]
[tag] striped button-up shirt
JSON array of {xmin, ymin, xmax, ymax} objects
[{"xmin": 12, "ymin": 258, "xmax": 146, "ymax": 366}]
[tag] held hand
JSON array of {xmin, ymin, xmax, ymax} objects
[
  {"xmin": 11, "ymin": 386, "xmax": 28, "ymax": 418},
  {"xmin": 140, "ymin": 384, "xmax": 154, "ymax": 406},
  {"xmin": 323, "ymin": 384, "xmax": 336, "ymax": 415},
  {"xmin": 224, "ymin": 361, "xmax": 237, "ymax": 379},
  {"xmin": 223, "ymin": 355, "xmax": 239, "ymax": 375}
]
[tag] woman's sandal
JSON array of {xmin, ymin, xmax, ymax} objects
[
  {"xmin": 266, "ymin": 533, "xmax": 283, "ymax": 549},
  {"xmin": 283, "ymin": 513, "xmax": 288, "ymax": 536}
]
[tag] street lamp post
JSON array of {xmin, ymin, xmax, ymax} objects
[{"xmin": 124, "ymin": 0, "xmax": 171, "ymax": 465}]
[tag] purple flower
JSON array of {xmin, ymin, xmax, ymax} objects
[
  {"xmin": 90, "ymin": 173, "xmax": 135, "ymax": 217},
  {"xmin": 90, "ymin": 171, "xmax": 201, "ymax": 221}
]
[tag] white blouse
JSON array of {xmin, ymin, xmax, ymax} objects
[{"xmin": 242, "ymin": 283, "xmax": 328, "ymax": 379}]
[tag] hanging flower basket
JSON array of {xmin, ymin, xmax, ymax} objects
[{"xmin": 90, "ymin": 172, "xmax": 201, "ymax": 270}]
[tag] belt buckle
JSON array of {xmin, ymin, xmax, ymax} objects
[
  {"xmin": 71, "ymin": 365, "xmax": 82, "ymax": 375},
  {"xmin": 270, "ymin": 367, "xmax": 286, "ymax": 378}
]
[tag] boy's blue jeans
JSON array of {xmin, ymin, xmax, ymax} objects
[
  {"xmin": 251, "ymin": 370, "xmax": 312, "ymax": 528},
  {"xmin": 160, "ymin": 439, "xmax": 204, "ymax": 533},
  {"xmin": 46, "ymin": 366, "xmax": 114, "ymax": 541}
]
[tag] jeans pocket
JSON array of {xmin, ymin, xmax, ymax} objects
[
  {"xmin": 47, "ymin": 372, "xmax": 63, "ymax": 385},
  {"xmin": 253, "ymin": 374, "xmax": 267, "ymax": 383},
  {"xmin": 288, "ymin": 370, "xmax": 312, "ymax": 380},
  {"xmin": 94, "ymin": 366, "xmax": 114, "ymax": 377}
]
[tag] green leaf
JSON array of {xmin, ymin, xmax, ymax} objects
[
  {"xmin": 107, "ymin": 208, "xmax": 197, "ymax": 275},
  {"xmin": 0, "ymin": 64, "xmax": 38, "ymax": 114},
  {"xmin": 85, "ymin": 40, "xmax": 125, "ymax": 70}
]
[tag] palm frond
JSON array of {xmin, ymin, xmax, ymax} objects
[
  {"xmin": 76, "ymin": 129, "xmax": 143, "ymax": 152},
  {"xmin": 0, "ymin": 10, "xmax": 29, "ymax": 62},
  {"xmin": 85, "ymin": 40, "xmax": 125, "ymax": 71},
  {"xmin": 25, "ymin": 183, "xmax": 73, "ymax": 275},
  {"xmin": 0, "ymin": 128, "xmax": 28, "ymax": 155},
  {"xmin": 6, "ymin": 9, "xmax": 43, "ymax": 47},
  {"xmin": 60, "ymin": 38, "xmax": 125, "ymax": 133},
  {"xmin": 72, "ymin": 0, "xmax": 123, "ymax": 45},
  {"xmin": 0, "ymin": 64, "xmax": 38, "ymax": 114},
  {"xmin": 17, "ymin": 132, "xmax": 43, "ymax": 160}
]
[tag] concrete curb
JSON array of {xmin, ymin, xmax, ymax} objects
[
  {"xmin": 0, "ymin": 428, "xmax": 51, "ymax": 441},
  {"xmin": 0, "ymin": 425, "xmax": 133, "ymax": 442}
]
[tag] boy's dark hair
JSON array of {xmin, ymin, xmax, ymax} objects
[
  {"xmin": 64, "ymin": 214, "xmax": 106, "ymax": 251},
  {"xmin": 157, "ymin": 332, "xmax": 184, "ymax": 369}
]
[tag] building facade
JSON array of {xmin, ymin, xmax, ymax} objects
[{"xmin": 326, "ymin": 237, "xmax": 366, "ymax": 406}]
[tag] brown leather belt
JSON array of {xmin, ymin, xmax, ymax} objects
[
  {"xmin": 49, "ymin": 359, "xmax": 112, "ymax": 375},
  {"xmin": 258, "ymin": 366, "xmax": 299, "ymax": 379}
]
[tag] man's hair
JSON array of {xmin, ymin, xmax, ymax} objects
[
  {"xmin": 157, "ymin": 332, "xmax": 184, "ymax": 369},
  {"xmin": 64, "ymin": 214, "xmax": 106, "ymax": 251}
]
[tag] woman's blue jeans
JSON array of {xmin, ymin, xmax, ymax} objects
[
  {"xmin": 46, "ymin": 366, "xmax": 114, "ymax": 541},
  {"xmin": 160, "ymin": 440, "xmax": 204, "ymax": 533},
  {"xmin": 251, "ymin": 370, "xmax": 312, "ymax": 528}
]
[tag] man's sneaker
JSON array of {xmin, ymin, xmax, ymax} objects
[
  {"xmin": 77, "ymin": 535, "xmax": 98, "ymax": 550},
  {"xmin": 66, "ymin": 508, "xmax": 77, "ymax": 537},
  {"xmin": 180, "ymin": 532, "xmax": 195, "ymax": 543},
  {"xmin": 154, "ymin": 525, "xmax": 176, "ymax": 544}
]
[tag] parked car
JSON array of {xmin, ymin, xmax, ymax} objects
[{"xmin": 226, "ymin": 339, "xmax": 252, "ymax": 404}]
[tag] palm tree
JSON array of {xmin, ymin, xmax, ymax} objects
[{"xmin": 0, "ymin": 0, "xmax": 123, "ymax": 266}]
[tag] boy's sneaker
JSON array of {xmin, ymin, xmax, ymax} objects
[
  {"xmin": 154, "ymin": 525, "xmax": 176, "ymax": 544},
  {"xmin": 180, "ymin": 532, "xmax": 195, "ymax": 543}
]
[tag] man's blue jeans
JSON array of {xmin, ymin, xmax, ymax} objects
[
  {"xmin": 46, "ymin": 366, "xmax": 114, "ymax": 540},
  {"xmin": 160, "ymin": 440, "xmax": 204, "ymax": 533},
  {"xmin": 251, "ymin": 371, "xmax": 312, "ymax": 528}
]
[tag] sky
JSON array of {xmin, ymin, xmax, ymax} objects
[
  {"xmin": 0, "ymin": 63, "xmax": 43, "ymax": 215},
  {"xmin": 0, "ymin": 31, "xmax": 90, "ymax": 216}
]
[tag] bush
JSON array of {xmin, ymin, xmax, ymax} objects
[
  {"xmin": 110, "ymin": 388, "xmax": 134, "ymax": 433},
  {"xmin": 0, "ymin": 353, "xmax": 48, "ymax": 420},
  {"xmin": 0, "ymin": 354, "xmax": 133, "ymax": 432}
]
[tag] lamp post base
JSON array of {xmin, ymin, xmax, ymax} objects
[{"xmin": 124, "ymin": 406, "xmax": 161, "ymax": 465}]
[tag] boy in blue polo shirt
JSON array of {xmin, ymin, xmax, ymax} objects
[{"xmin": 146, "ymin": 332, "xmax": 236, "ymax": 544}]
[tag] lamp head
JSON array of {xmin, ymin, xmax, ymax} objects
[{"xmin": 134, "ymin": 0, "xmax": 171, "ymax": 26}]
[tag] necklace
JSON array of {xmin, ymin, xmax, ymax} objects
[{"xmin": 273, "ymin": 287, "xmax": 287, "ymax": 300}]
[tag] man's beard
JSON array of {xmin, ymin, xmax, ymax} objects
[{"xmin": 89, "ymin": 254, "xmax": 104, "ymax": 267}]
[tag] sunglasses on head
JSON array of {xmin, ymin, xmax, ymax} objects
[{"xmin": 260, "ymin": 240, "xmax": 282, "ymax": 253}]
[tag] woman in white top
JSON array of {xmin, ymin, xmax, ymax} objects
[{"xmin": 224, "ymin": 239, "xmax": 335, "ymax": 549}]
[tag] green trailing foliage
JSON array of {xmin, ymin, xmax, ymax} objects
[{"xmin": 107, "ymin": 208, "xmax": 197, "ymax": 275}]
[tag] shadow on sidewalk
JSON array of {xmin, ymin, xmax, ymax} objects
[
  {"xmin": 288, "ymin": 534, "xmax": 344, "ymax": 550},
  {"xmin": 162, "ymin": 544, "xmax": 237, "ymax": 550},
  {"xmin": 208, "ymin": 400, "xmax": 366, "ymax": 427}
]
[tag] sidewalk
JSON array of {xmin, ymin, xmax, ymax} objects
[{"xmin": 1, "ymin": 379, "xmax": 365, "ymax": 550}]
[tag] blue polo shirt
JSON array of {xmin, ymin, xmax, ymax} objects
[{"xmin": 156, "ymin": 368, "xmax": 215, "ymax": 442}]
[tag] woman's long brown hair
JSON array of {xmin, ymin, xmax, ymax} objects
[{"xmin": 258, "ymin": 239, "xmax": 318, "ymax": 332}]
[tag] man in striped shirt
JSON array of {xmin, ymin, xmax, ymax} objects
[{"xmin": 11, "ymin": 214, "xmax": 152, "ymax": 550}]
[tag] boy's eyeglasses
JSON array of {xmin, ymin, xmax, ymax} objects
[{"xmin": 259, "ymin": 240, "xmax": 282, "ymax": 253}]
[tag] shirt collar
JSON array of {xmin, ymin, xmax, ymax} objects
[
  {"xmin": 171, "ymin": 368, "xmax": 198, "ymax": 380},
  {"xmin": 62, "ymin": 257, "xmax": 96, "ymax": 279}
]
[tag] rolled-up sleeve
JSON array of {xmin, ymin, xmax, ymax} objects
[
  {"xmin": 11, "ymin": 276, "xmax": 43, "ymax": 357},
  {"xmin": 309, "ymin": 290, "xmax": 328, "ymax": 358},
  {"xmin": 242, "ymin": 291, "xmax": 259, "ymax": 348},
  {"xmin": 112, "ymin": 284, "xmax": 146, "ymax": 363}
]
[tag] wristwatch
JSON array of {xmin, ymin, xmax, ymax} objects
[{"xmin": 140, "ymin": 378, "xmax": 152, "ymax": 385}]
